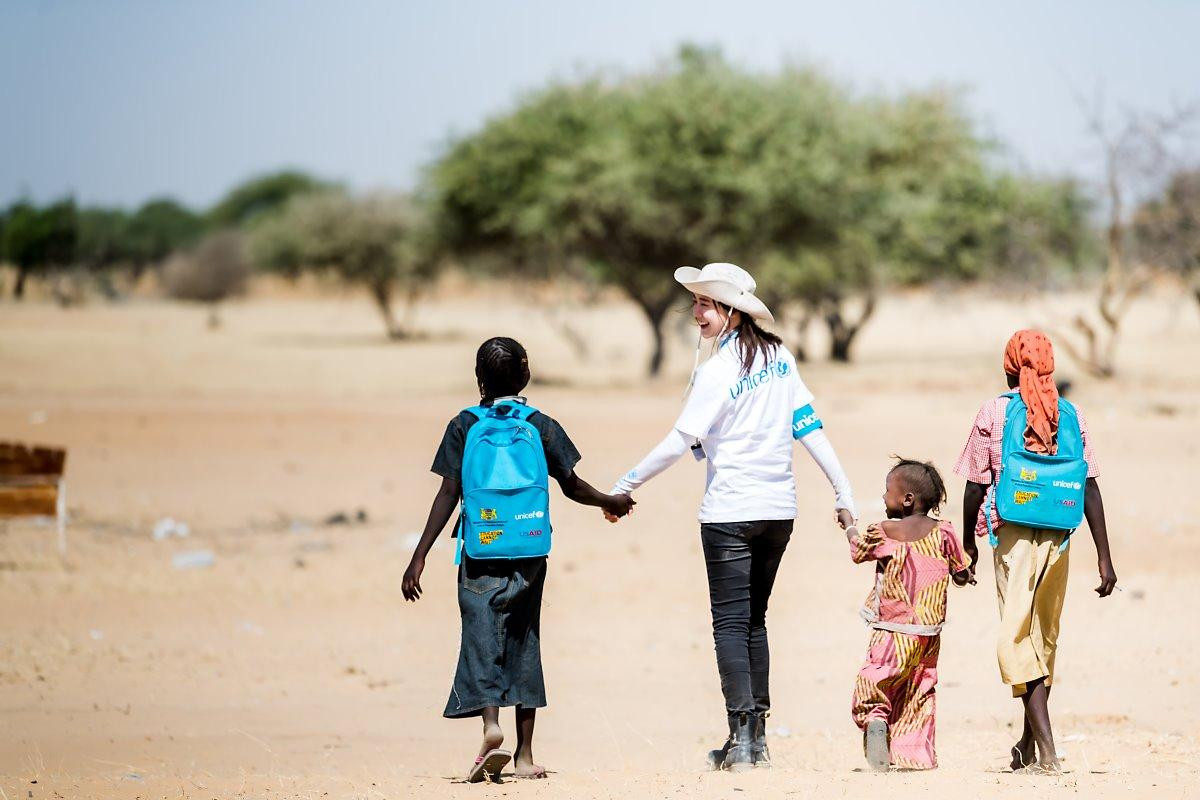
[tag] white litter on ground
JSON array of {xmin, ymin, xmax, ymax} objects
[
  {"xmin": 153, "ymin": 517, "xmax": 191, "ymax": 540},
  {"xmin": 172, "ymin": 549, "xmax": 215, "ymax": 570}
]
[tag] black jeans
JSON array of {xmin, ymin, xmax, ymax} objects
[{"xmin": 701, "ymin": 519, "xmax": 794, "ymax": 715}]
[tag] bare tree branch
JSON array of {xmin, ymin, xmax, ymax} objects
[{"xmin": 1054, "ymin": 94, "xmax": 1198, "ymax": 378}]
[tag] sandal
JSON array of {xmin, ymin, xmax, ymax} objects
[
  {"xmin": 864, "ymin": 719, "xmax": 889, "ymax": 772},
  {"xmin": 466, "ymin": 749, "xmax": 511, "ymax": 783}
]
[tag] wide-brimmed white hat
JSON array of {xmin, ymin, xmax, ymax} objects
[{"xmin": 674, "ymin": 262, "xmax": 774, "ymax": 323}]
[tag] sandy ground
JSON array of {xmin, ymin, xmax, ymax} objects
[{"xmin": 1, "ymin": 283, "xmax": 1198, "ymax": 799}]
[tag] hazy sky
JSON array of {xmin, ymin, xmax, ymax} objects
[{"xmin": 2, "ymin": 0, "xmax": 1197, "ymax": 209}]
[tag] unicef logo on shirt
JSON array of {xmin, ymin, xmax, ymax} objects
[{"xmin": 730, "ymin": 358, "xmax": 793, "ymax": 400}]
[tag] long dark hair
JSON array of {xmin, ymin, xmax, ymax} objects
[{"xmin": 719, "ymin": 303, "xmax": 782, "ymax": 376}]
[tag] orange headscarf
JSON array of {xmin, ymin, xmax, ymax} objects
[{"xmin": 1003, "ymin": 330, "xmax": 1059, "ymax": 454}]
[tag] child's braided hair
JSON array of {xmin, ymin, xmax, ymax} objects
[
  {"xmin": 476, "ymin": 337, "xmax": 529, "ymax": 401},
  {"xmin": 889, "ymin": 456, "xmax": 947, "ymax": 514}
]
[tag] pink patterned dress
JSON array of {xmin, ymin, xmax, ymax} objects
[{"xmin": 849, "ymin": 520, "xmax": 969, "ymax": 769}]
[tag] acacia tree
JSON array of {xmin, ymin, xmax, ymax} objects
[
  {"xmin": 74, "ymin": 206, "xmax": 136, "ymax": 297},
  {"xmin": 250, "ymin": 191, "xmax": 435, "ymax": 339},
  {"xmin": 76, "ymin": 208, "xmax": 131, "ymax": 269},
  {"xmin": 981, "ymin": 175, "xmax": 1094, "ymax": 282},
  {"xmin": 741, "ymin": 74, "xmax": 887, "ymax": 363},
  {"xmin": 2, "ymin": 198, "xmax": 77, "ymax": 299},
  {"xmin": 431, "ymin": 48, "xmax": 835, "ymax": 375},
  {"xmin": 431, "ymin": 48, "xmax": 1094, "ymax": 370},
  {"xmin": 208, "ymin": 170, "xmax": 331, "ymax": 228},
  {"xmin": 125, "ymin": 198, "xmax": 205, "ymax": 277},
  {"xmin": 758, "ymin": 90, "xmax": 1093, "ymax": 361}
]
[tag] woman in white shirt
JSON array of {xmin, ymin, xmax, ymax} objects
[{"xmin": 611, "ymin": 262, "xmax": 857, "ymax": 771}]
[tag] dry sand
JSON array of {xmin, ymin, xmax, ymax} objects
[{"xmin": 1, "ymin": 283, "xmax": 1198, "ymax": 799}]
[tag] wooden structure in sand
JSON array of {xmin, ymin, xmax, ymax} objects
[{"xmin": 0, "ymin": 442, "xmax": 68, "ymax": 553}]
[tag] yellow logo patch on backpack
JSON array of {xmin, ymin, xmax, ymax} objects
[{"xmin": 1013, "ymin": 490, "xmax": 1039, "ymax": 506}]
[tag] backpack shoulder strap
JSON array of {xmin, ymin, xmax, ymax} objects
[
  {"xmin": 454, "ymin": 405, "xmax": 489, "ymax": 567},
  {"xmin": 987, "ymin": 392, "xmax": 1021, "ymax": 549},
  {"xmin": 998, "ymin": 391, "xmax": 1024, "ymax": 444},
  {"xmin": 1054, "ymin": 397, "xmax": 1084, "ymax": 457}
]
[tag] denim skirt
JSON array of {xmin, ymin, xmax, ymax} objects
[{"xmin": 444, "ymin": 555, "xmax": 548, "ymax": 718}]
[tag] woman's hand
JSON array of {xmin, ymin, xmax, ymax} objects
[
  {"xmin": 402, "ymin": 557, "xmax": 425, "ymax": 602},
  {"xmin": 602, "ymin": 493, "xmax": 636, "ymax": 523}
]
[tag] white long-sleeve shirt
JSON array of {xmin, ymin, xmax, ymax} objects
[{"xmin": 612, "ymin": 335, "xmax": 856, "ymax": 522}]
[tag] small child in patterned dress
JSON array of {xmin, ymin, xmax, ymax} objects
[{"xmin": 838, "ymin": 457, "xmax": 973, "ymax": 771}]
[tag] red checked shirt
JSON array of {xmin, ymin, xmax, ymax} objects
[{"xmin": 954, "ymin": 395, "xmax": 1100, "ymax": 539}]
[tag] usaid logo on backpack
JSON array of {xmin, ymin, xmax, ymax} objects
[
  {"xmin": 986, "ymin": 391, "xmax": 1088, "ymax": 548},
  {"xmin": 455, "ymin": 400, "xmax": 553, "ymax": 564}
]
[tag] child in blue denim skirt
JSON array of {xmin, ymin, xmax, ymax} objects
[{"xmin": 403, "ymin": 337, "xmax": 635, "ymax": 783}]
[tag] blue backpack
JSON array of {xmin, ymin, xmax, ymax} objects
[
  {"xmin": 986, "ymin": 391, "xmax": 1087, "ymax": 549},
  {"xmin": 455, "ymin": 400, "xmax": 552, "ymax": 564}
]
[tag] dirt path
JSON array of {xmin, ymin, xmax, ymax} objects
[{"xmin": 1, "ymin": 290, "xmax": 1197, "ymax": 798}]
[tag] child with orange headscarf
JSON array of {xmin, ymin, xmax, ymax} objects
[{"xmin": 954, "ymin": 330, "xmax": 1117, "ymax": 773}]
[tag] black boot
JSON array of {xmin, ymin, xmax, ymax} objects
[
  {"xmin": 750, "ymin": 711, "xmax": 770, "ymax": 768},
  {"xmin": 705, "ymin": 738, "xmax": 730, "ymax": 771},
  {"xmin": 706, "ymin": 715, "xmax": 733, "ymax": 772},
  {"xmin": 721, "ymin": 712, "xmax": 754, "ymax": 772}
]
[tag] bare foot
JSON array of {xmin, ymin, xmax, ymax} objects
[
  {"xmin": 477, "ymin": 721, "xmax": 504, "ymax": 760},
  {"xmin": 513, "ymin": 752, "xmax": 548, "ymax": 779},
  {"xmin": 1009, "ymin": 736, "xmax": 1036, "ymax": 771}
]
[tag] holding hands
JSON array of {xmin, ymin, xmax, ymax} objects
[
  {"xmin": 602, "ymin": 492, "xmax": 636, "ymax": 523},
  {"xmin": 836, "ymin": 507, "xmax": 872, "ymax": 547}
]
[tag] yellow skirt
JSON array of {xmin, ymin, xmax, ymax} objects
[{"xmin": 993, "ymin": 524, "xmax": 1070, "ymax": 697}]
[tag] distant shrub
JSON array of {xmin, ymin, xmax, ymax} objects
[{"xmin": 163, "ymin": 230, "xmax": 249, "ymax": 328}]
